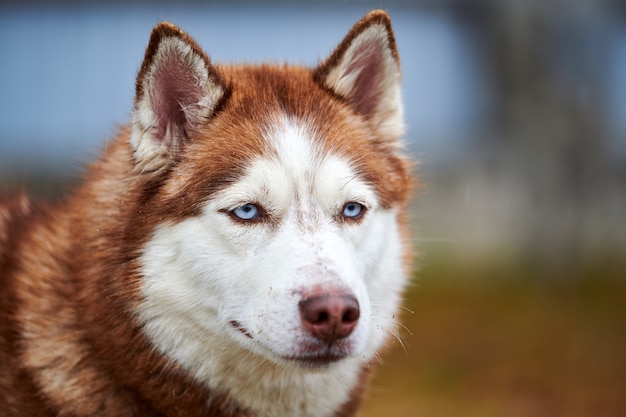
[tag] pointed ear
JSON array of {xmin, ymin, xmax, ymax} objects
[
  {"xmin": 315, "ymin": 10, "xmax": 404, "ymax": 145},
  {"xmin": 130, "ymin": 22, "xmax": 226, "ymax": 173}
]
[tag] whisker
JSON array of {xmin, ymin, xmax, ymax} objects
[
  {"xmin": 398, "ymin": 305, "xmax": 415, "ymax": 314},
  {"xmin": 396, "ymin": 321, "xmax": 413, "ymax": 336},
  {"xmin": 391, "ymin": 328, "xmax": 408, "ymax": 353},
  {"xmin": 371, "ymin": 351, "xmax": 384, "ymax": 365},
  {"xmin": 339, "ymin": 175, "xmax": 358, "ymax": 191},
  {"xmin": 279, "ymin": 366, "xmax": 291, "ymax": 406},
  {"xmin": 248, "ymin": 354, "xmax": 271, "ymax": 374}
]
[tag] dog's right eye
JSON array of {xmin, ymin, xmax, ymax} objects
[{"xmin": 231, "ymin": 203, "xmax": 260, "ymax": 221}]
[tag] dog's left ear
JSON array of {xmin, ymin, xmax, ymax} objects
[
  {"xmin": 131, "ymin": 22, "xmax": 226, "ymax": 173},
  {"xmin": 315, "ymin": 10, "xmax": 404, "ymax": 146}
]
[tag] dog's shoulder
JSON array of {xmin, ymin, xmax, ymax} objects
[{"xmin": 0, "ymin": 193, "xmax": 50, "ymax": 416}]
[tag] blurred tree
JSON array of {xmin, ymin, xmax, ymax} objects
[{"xmin": 444, "ymin": 0, "xmax": 625, "ymax": 272}]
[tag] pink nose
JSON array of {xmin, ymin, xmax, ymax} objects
[{"xmin": 299, "ymin": 293, "xmax": 360, "ymax": 344}]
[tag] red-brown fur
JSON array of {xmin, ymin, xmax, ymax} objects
[{"xmin": 0, "ymin": 10, "xmax": 412, "ymax": 417}]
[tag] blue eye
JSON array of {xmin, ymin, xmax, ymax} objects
[
  {"xmin": 231, "ymin": 203, "xmax": 259, "ymax": 221},
  {"xmin": 342, "ymin": 202, "xmax": 365, "ymax": 219}
]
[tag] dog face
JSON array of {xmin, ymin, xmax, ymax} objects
[
  {"xmin": 138, "ymin": 115, "xmax": 407, "ymax": 368},
  {"xmin": 129, "ymin": 12, "xmax": 411, "ymax": 414}
]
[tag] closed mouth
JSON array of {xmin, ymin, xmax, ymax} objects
[
  {"xmin": 230, "ymin": 320, "xmax": 352, "ymax": 368},
  {"xmin": 286, "ymin": 349, "xmax": 350, "ymax": 368}
]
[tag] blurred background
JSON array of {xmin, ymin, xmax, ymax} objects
[{"xmin": 1, "ymin": 1, "xmax": 625, "ymax": 416}]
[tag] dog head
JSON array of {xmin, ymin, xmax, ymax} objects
[{"xmin": 130, "ymin": 10, "xmax": 411, "ymax": 387}]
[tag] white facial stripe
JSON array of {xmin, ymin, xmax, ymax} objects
[{"xmin": 221, "ymin": 118, "xmax": 379, "ymax": 219}]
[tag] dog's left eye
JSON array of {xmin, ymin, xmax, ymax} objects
[
  {"xmin": 342, "ymin": 202, "xmax": 365, "ymax": 219},
  {"xmin": 231, "ymin": 203, "xmax": 260, "ymax": 221}
]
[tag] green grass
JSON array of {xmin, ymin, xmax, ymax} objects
[{"xmin": 360, "ymin": 258, "xmax": 626, "ymax": 417}]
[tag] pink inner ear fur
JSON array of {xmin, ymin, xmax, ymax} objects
[
  {"xmin": 345, "ymin": 41, "xmax": 385, "ymax": 117},
  {"xmin": 150, "ymin": 52, "xmax": 205, "ymax": 142}
]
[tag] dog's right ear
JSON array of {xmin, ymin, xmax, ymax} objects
[{"xmin": 130, "ymin": 22, "xmax": 226, "ymax": 173}]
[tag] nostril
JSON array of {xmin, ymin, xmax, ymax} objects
[
  {"xmin": 314, "ymin": 311, "xmax": 329, "ymax": 324},
  {"xmin": 342, "ymin": 304, "xmax": 359, "ymax": 324},
  {"xmin": 299, "ymin": 292, "xmax": 360, "ymax": 344}
]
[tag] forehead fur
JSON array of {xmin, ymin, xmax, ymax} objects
[{"xmin": 153, "ymin": 64, "xmax": 411, "ymax": 219}]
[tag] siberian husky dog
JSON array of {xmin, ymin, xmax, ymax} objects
[{"xmin": 0, "ymin": 10, "xmax": 413, "ymax": 417}]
